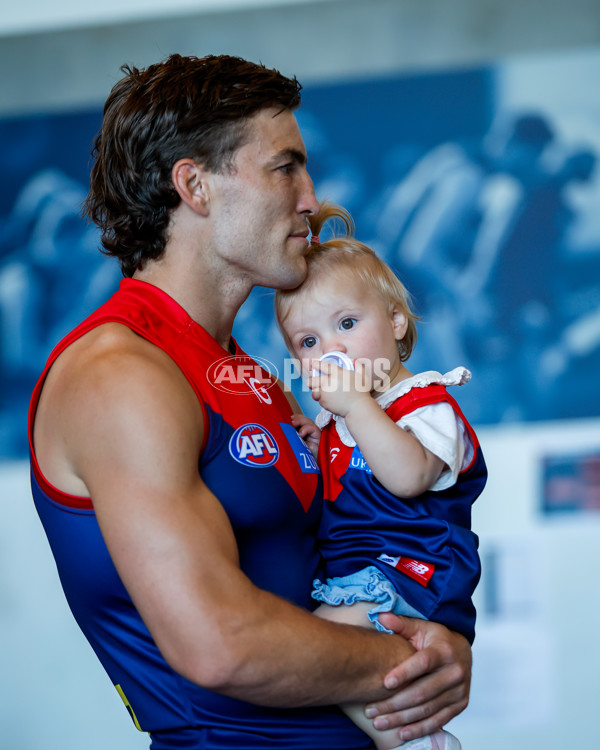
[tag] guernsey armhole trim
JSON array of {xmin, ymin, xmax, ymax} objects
[
  {"xmin": 386, "ymin": 385, "xmax": 481, "ymax": 475},
  {"xmin": 30, "ymin": 452, "xmax": 94, "ymax": 510},
  {"xmin": 28, "ymin": 355, "xmax": 94, "ymax": 510}
]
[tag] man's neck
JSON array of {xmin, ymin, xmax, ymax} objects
[{"xmin": 134, "ymin": 255, "xmax": 252, "ymax": 352}]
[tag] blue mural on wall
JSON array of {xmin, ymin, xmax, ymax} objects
[
  {"xmin": 1, "ymin": 62, "xmax": 599, "ymax": 458},
  {"xmin": 0, "ymin": 110, "xmax": 122, "ymax": 457}
]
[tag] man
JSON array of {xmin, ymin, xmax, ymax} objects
[{"xmin": 29, "ymin": 54, "xmax": 471, "ymax": 749}]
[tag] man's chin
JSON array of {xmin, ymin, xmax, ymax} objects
[{"xmin": 277, "ymin": 261, "xmax": 308, "ymax": 291}]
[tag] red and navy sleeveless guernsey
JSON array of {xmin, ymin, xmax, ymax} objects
[
  {"xmin": 318, "ymin": 384, "xmax": 487, "ymax": 644},
  {"xmin": 28, "ymin": 279, "xmax": 375, "ymax": 750}
]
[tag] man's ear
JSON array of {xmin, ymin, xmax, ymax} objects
[
  {"xmin": 171, "ymin": 158, "xmax": 210, "ymax": 216},
  {"xmin": 391, "ymin": 308, "xmax": 408, "ymax": 341}
]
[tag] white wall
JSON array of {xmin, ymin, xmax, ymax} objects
[
  {"xmin": 2, "ymin": 0, "xmax": 600, "ymax": 116},
  {"xmin": 455, "ymin": 419, "xmax": 600, "ymax": 748},
  {"xmin": 0, "ymin": 0, "xmax": 338, "ymax": 36}
]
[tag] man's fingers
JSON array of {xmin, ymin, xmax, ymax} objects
[
  {"xmin": 384, "ymin": 647, "xmax": 433, "ymax": 690},
  {"xmin": 368, "ymin": 678, "xmax": 468, "ymax": 723},
  {"xmin": 378, "ymin": 613, "xmax": 426, "ymax": 651},
  {"xmin": 363, "ymin": 618, "xmax": 471, "ymax": 740},
  {"xmin": 365, "ymin": 682, "xmax": 468, "ymax": 742},
  {"xmin": 378, "ymin": 614, "xmax": 472, "ymax": 690},
  {"xmin": 384, "ymin": 646, "xmax": 468, "ymax": 693},
  {"xmin": 375, "ymin": 699, "xmax": 467, "ymax": 743}
]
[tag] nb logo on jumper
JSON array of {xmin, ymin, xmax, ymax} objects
[
  {"xmin": 229, "ymin": 424, "xmax": 280, "ymax": 468},
  {"xmin": 378, "ymin": 553, "xmax": 435, "ymax": 587}
]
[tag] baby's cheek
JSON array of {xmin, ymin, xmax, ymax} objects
[{"xmin": 300, "ymin": 356, "xmax": 313, "ymax": 374}]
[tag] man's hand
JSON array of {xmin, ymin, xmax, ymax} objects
[{"xmin": 365, "ymin": 615, "xmax": 472, "ymax": 743}]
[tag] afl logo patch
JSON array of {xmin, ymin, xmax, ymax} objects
[{"xmin": 229, "ymin": 424, "xmax": 279, "ymax": 468}]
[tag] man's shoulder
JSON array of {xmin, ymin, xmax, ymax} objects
[
  {"xmin": 33, "ymin": 319, "xmax": 203, "ymax": 496},
  {"xmin": 39, "ymin": 320, "xmax": 197, "ymax": 438},
  {"xmin": 56, "ymin": 321, "xmax": 177, "ymax": 380}
]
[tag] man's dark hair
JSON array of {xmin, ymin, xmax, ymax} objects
[{"xmin": 83, "ymin": 54, "xmax": 302, "ymax": 277}]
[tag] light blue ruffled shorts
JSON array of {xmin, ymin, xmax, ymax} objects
[{"xmin": 312, "ymin": 565, "xmax": 427, "ymax": 633}]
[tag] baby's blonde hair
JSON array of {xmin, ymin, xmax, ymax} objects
[{"xmin": 275, "ymin": 201, "xmax": 418, "ymax": 361}]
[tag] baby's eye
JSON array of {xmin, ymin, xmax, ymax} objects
[
  {"xmin": 339, "ymin": 318, "xmax": 356, "ymax": 331},
  {"xmin": 301, "ymin": 336, "xmax": 317, "ymax": 349}
]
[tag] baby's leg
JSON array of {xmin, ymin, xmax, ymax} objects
[
  {"xmin": 314, "ymin": 601, "xmax": 373, "ymax": 626},
  {"xmin": 315, "ymin": 602, "xmax": 407, "ymax": 750}
]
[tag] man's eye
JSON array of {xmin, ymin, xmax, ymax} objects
[
  {"xmin": 340, "ymin": 318, "xmax": 356, "ymax": 330},
  {"xmin": 278, "ymin": 163, "xmax": 294, "ymax": 174},
  {"xmin": 301, "ymin": 336, "xmax": 317, "ymax": 349}
]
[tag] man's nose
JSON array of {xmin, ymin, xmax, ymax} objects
[{"xmin": 298, "ymin": 170, "xmax": 319, "ymax": 216}]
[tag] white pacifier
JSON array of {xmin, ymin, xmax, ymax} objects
[{"xmin": 312, "ymin": 351, "xmax": 355, "ymax": 376}]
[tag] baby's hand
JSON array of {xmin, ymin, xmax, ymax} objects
[
  {"xmin": 309, "ymin": 360, "xmax": 373, "ymax": 417},
  {"xmin": 290, "ymin": 413, "xmax": 321, "ymax": 459}
]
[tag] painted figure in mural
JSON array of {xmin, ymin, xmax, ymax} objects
[
  {"xmin": 376, "ymin": 111, "xmax": 599, "ymax": 422},
  {"xmin": 276, "ymin": 201, "xmax": 487, "ymax": 750},
  {"xmin": 0, "ymin": 170, "xmax": 119, "ymax": 456},
  {"xmin": 28, "ymin": 54, "xmax": 472, "ymax": 750},
  {"xmin": 460, "ymin": 116, "xmax": 598, "ymax": 420}
]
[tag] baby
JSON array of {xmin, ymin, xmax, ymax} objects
[{"xmin": 275, "ymin": 202, "xmax": 487, "ymax": 750}]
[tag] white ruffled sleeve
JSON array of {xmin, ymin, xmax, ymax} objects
[{"xmin": 398, "ymin": 403, "xmax": 474, "ymax": 491}]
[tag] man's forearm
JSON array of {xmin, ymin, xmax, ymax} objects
[{"xmin": 167, "ymin": 584, "xmax": 415, "ymax": 708}]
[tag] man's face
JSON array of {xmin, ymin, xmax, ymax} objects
[{"xmin": 208, "ymin": 107, "xmax": 319, "ymax": 291}]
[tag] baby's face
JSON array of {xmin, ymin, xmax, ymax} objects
[{"xmin": 282, "ymin": 271, "xmax": 406, "ymax": 382}]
